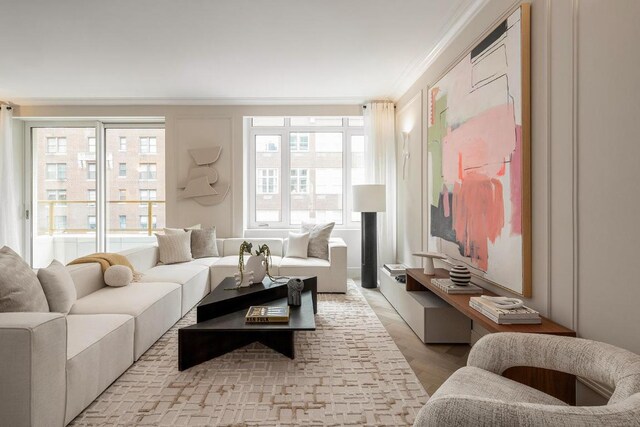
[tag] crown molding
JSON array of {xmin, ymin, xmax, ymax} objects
[
  {"xmin": 390, "ymin": 0, "xmax": 490, "ymax": 100},
  {"xmin": 7, "ymin": 96, "xmax": 367, "ymax": 107}
]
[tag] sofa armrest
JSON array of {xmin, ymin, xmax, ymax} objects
[
  {"xmin": 328, "ymin": 238, "xmax": 347, "ymax": 264},
  {"xmin": 327, "ymin": 238, "xmax": 347, "ymax": 293},
  {"xmin": 0, "ymin": 313, "xmax": 67, "ymax": 427}
]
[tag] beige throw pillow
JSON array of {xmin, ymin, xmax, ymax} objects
[
  {"xmin": 301, "ymin": 222, "xmax": 335, "ymax": 260},
  {"xmin": 164, "ymin": 224, "xmax": 201, "ymax": 235},
  {"xmin": 0, "ymin": 246, "xmax": 50, "ymax": 312},
  {"xmin": 37, "ymin": 259, "xmax": 77, "ymax": 313},
  {"xmin": 191, "ymin": 228, "xmax": 219, "ymax": 258},
  {"xmin": 155, "ymin": 231, "xmax": 193, "ymax": 264}
]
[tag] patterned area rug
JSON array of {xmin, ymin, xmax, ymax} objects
[{"xmin": 71, "ymin": 281, "xmax": 428, "ymax": 426}]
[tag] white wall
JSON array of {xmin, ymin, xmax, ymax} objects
[
  {"xmin": 395, "ymin": 0, "xmax": 640, "ymax": 403},
  {"xmin": 14, "ymin": 104, "xmax": 363, "ymax": 270}
]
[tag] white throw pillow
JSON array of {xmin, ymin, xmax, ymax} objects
[
  {"xmin": 104, "ymin": 265, "xmax": 133, "ymax": 287},
  {"xmin": 287, "ymin": 232, "xmax": 310, "ymax": 259},
  {"xmin": 155, "ymin": 231, "xmax": 193, "ymax": 264},
  {"xmin": 37, "ymin": 259, "xmax": 76, "ymax": 313}
]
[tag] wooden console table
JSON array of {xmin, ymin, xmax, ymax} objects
[{"xmin": 406, "ymin": 268, "xmax": 577, "ymax": 405}]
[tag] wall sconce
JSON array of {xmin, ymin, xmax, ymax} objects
[{"xmin": 402, "ymin": 132, "xmax": 410, "ymax": 180}]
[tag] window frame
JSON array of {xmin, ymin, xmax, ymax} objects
[
  {"xmin": 247, "ymin": 117, "xmax": 363, "ymax": 229},
  {"xmin": 23, "ymin": 120, "xmax": 164, "ymax": 266}
]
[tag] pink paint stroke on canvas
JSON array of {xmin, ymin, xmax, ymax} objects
[
  {"xmin": 440, "ymin": 103, "xmax": 522, "ymax": 271},
  {"xmin": 441, "ymin": 104, "xmax": 517, "ymax": 184},
  {"xmin": 452, "ymin": 173, "xmax": 504, "ymax": 271}
]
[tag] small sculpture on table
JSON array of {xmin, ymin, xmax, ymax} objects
[
  {"xmin": 234, "ymin": 241, "xmax": 274, "ymax": 289},
  {"xmin": 449, "ymin": 265, "xmax": 471, "ymax": 286},
  {"xmin": 287, "ymin": 278, "xmax": 304, "ymax": 307}
]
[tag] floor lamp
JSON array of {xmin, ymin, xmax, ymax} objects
[{"xmin": 352, "ymin": 184, "xmax": 386, "ymax": 288}]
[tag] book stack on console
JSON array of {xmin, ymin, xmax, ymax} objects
[
  {"xmin": 469, "ymin": 297, "xmax": 541, "ymax": 325},
  {"xmin": 383, "ymin": 263, "xmax": 407, "ymax": 277},
  {"xmin": 245, "ymin": 306, "xmax": 290, "ymax": 323},
  {"xmin": 430, "ymin": 278, "xmax": 483, "ymax": 295}
]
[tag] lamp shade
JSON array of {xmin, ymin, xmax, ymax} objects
[{"xmin": 352, "ymin": 184, "xmax": 386, "ymax": 212}]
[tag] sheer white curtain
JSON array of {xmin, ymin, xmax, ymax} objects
[
  {"xmin": 0, "ymin": 105, "xmax": 21, "ymax": 253},
  {"xmin": 363, "ymin": 101, "xmax": 397, "ymax": 265}
]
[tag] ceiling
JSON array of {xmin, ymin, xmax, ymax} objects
[{"xmin": 0, "ymin": 0, "xmax": 482, "ymax": 105}]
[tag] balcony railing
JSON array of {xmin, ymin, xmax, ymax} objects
[{"xmin": 38, "ymin": 200, "xmax": 166, "ymax": 236}]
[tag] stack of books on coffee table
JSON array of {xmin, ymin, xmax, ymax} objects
[{"xmin": 469, "ymin": 296, "xmax": 541, "ymax": 325}]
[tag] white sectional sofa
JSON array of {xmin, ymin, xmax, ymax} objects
[{"xmin": 0, "ymin": 237, "xmax": 346, "ymax": 427}]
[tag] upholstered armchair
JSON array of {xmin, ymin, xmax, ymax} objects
[{"xmin": 414, "ymin": 333, "xmax": 640, "ymax": 426}]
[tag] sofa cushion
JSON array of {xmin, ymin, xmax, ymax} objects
[
  {"xmin": 141, "ymin": 263, "xmax": 211, "ymax": 315},
  {"xmin": 70, "ymin": 282, "xmax": 181, "ymax": 360},
  {"xmin": 119, "ymin": 245, "xmax": 159, "ymax": 272},
  {"xmin": 67, "ymin": 263, "xmax": 105, "ymax": 298},
  {"xmin": 0, "ymin": 246, "xmax": 49, "ymax": 312},
  {"xmin": 279, "ymin": 256, "xmax": 330, "ymax": 268},
  {"xmin": 430, "ymin": 366, "xmax": 568, "ymax": 406},
  {"xmin": 65, "ymin": 314, "xmax": 134, "ymax": 424},
  {"xmin": 37, "ymin": 260, "xmax": 77, "ymax": 313},
  {"xmin": 189, "ymin": 257, "xmax": 220, "ymax": 267}
]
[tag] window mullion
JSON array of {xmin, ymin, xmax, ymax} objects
[
  {"xmin": 96, "ymin": 121, "xmax": 106, "ymax": 252},
  {"xmin": 282, "ymin": 128, "xmax": 290, "ymax": 228}
]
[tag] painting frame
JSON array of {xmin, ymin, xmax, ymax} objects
[{"xmin": 426, "ymin": 3, "xmax": 531, "ymax": 297}]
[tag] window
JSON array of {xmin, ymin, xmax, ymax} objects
[
  {"xmin": 139, "ymin": 163, "xmax": 157, "ymax": 180},
  {"xmin": 290, "ymin": 133, "xmax": 309, "ymax": 152},
  {"xmin": 46, "ymin": 137, "xmax": 67, "ymax": 154},
  {"xmin": 256, "ymin": 135, "xmax": 280, "ymax": 152},
  {"xmin": 54, "ymin": 215, "xmax": 67, "ymax": 230},
  {"xmin": 30, "ymin": 124, "xmax": 165, "ymax": 268},
  {"xmin": 46, "ymin": 189, "xmax": 67, "ymax": 201},
  {"xmin": 88, "ymin": 137, "xmax": 96, "ymax": 153},
  {"xmin": 139, "ymin": 215, "xmax": 157, "ymax": 229},
  {"xmin": 87, "ymin": 162, "xmax": 96, "ymax": 180},
  {"xmin": 140, "ymin": 189, "xmax": 157, "ymax": 206},
  {"xmin": 140, "ymin": 137, "xmax": 157, "ymax": 154},
  {"xmin": 248, "ymin": 117, "xmax": 364, "ymax": 227},
  {"xmin": 88, "ymin": 215, "xmax": 96, "ymax": 230},
  {"xmin": 290, "ymin": 168, "xmax": 309, "ymax": 194},
  {"xmin": 257, "ymin": 168, "xmax": 278, "ymax": 194},
  {"xmin": 46, "ymin": 163, "xmax": 67, "ymax": 180}
]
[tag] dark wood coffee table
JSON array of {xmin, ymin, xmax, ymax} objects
[{"xmin": 178, "ymin": 276, "xmax": 317, "ymax": 371}]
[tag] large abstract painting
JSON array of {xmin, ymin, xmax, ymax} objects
[{"xmin": 427, "ymin": 4, "xmax": 531, "ymax": 296}]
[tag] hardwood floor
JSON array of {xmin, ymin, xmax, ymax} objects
[{"xmin": 358, "ymin": 283, "xmax": 470, "ymax": 396}]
